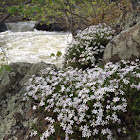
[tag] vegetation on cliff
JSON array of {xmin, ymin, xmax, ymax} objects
[{"xmin": 0, "ymin": 0, "xmax": 140, "ymax": 140}]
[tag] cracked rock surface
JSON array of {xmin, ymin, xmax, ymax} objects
[
  {"xmin": 0, "ymin": 62, "xmax": 55, "ymax": 140},
  {"xmin": 103, "ymin": 21, "xmax": 140, "ymax": 63}
]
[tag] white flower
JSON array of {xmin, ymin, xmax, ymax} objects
[
  {"xmin": 93, "ymin": 128, "xmax": 99, "ymax": 135},
  {"xmin": 117, "ymin": 128, "xmax": 121, "ymax": 133},
  {"xmin": 32, "ymin": 105, "xmax": 37, "ymax": 110},
  {"xmin": 101, "ymin": 129, "xmax": 107, "ymax": 135},
  {"xmin": 123, "ymin": 78, "xmax": 130, "ymax": 84},
  {"xmin": 113, "ymin": 97, "xmax": 120, "ymax": 103},
  {"xmin": 92, "ymin": 109, "xmax": 98, "ymax": 114},
  {"xmin": 30, "ymin": 130, "xmax": 37, "ymax": 137},
  {"xmin": 106, "ymin": 105, "xmax": 110, "ymax": 109},
  {"xmin": 60, "ymin": 85, "xmax": 65, "ymax": 92},
  {"xmin": 39, "ymin": 100, "xmax": 45, "ymax": 106}
]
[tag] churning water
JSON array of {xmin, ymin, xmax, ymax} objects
[{"xmin": 0, "ymin": 22, "xmax": 72, "ymax": 67}]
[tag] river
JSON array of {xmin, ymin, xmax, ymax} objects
[{"xmin": 0, "ymin": 21, "xmax": 72, "ymax": 67}]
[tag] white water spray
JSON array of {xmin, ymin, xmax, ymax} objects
[{"xmin": 0, "ymin": 22, "xmax": 72, "ymax": 67}]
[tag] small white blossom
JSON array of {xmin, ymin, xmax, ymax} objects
[{"xmin": 32, "ymin": 105, "xmax": 37, "ymax": 110}]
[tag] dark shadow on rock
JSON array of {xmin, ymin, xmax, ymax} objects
[
  {"xmin": 34, "ymin": 22, "xmax": 66, "ymax": 32},
  {"xmin": 0, "ymin": 22, "xmax": 8, "ymax": 32}
]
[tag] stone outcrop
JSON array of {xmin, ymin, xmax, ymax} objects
[
  {"xmin": 103, "ymin": 21, "xmax": 140, "ymax": 63},
  {"xmin": 131, "ymin": 0, "xmax": 140, "ymax": 10},
  {"xmin": 0, "ymin": 62, "xmax": 56, "ymax": 140},
  {"xmin": 122, "ymin": 11, "xmax": 140, "ymax": 30},
  {"xmin": 114, "ymin": 1, "xmax": 140, "ymax": 34}
]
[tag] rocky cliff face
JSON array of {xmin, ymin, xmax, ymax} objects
[{"xmin": 0, "ymin": 62, "xmax": 56, "ymax": 140}]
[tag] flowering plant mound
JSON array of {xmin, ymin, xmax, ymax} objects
[
  {"xmin": 64, "ymin": 23, "xmax": 115, "ymax": 69},
  {"xmin": 24, "ymin": 59, "xmax": 140, "ymax": 140}
]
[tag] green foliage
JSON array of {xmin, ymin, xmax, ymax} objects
[
  {"xmin": 64, "ymin": 23, "xmax": 115, "ymax": 69},
  {"xmin": 56, "ymin": 51, "xmax": 62, "ymax": 57},
  {"xmin": 50, "ymin": 51, "xmax": 62, "ymax": 68},
  {"xmin": 7, "ymin": 6, "xmax": 17, "ymax": 14},
  {"xmin": 0, "ymin": 0, "xmax": 26, "ymax": 14},
  {"xmin": 0, "ymin": 0, "xmax": 134, "ymax": 37},
  {"xmin": 50, "ymin": 53, "xmax": 55, "ymax": 57},
  {"xmin": 50, "ymin": 51, "xmax": 62, "ymax": 59},
  {"xmin": 0, "ymin": 65, "xmax": 11, "ymax": 72}
]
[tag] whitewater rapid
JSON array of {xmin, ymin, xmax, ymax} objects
[{"xmin": 0, "ymin": 23, "xmax": 72, "ymax": 67}]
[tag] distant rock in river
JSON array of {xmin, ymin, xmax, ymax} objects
[
  {"xmin": 0, "ymin": 22, "xmax": 8, "ymax": 32},
  {"xmin": 35, "ymin": 22, "xmax": 66, "ymax": 32}
]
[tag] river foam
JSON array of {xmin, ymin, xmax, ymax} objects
[{"xmin": 0, "ymin": 29, "xmax": 72, "ymax": 67}]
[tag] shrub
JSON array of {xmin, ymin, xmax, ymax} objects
[
  {"xmin": 64, "ymin": 23, "xmax": 115, "ymax": 69},
  {"xmin": 24, "ymin": 59, "xmax": 140, "ymax": 140},
  {"xmin": 89, "ymin": 0, "xmax": 133, "ymax": 26}
]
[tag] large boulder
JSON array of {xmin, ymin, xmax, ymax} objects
[
  {"xmin": 0, "ymin": 62, "xmax": 56, "ymax": 140},
  {"xmin": 103, "ymin": 21, "xmax": 140, "ymax": 63}
]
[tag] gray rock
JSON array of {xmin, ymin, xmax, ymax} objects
[
  {"xmin": 114, "ymin": 1, "xmax": 140, "ymax": 34},
  {"xmin": 103, "ymin": 21, "xmax": 140, "ymax": 63},
  {"xmin": 0, "ymin": 62, "xmax": 56, "ymax": 140},
  {"xmin": 122, "ymin": 12, "xmax": 140, "ymax": 30},
  {"xmin": 132, "ymin": 0, "xmax": 140, "ymax": 10}
]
